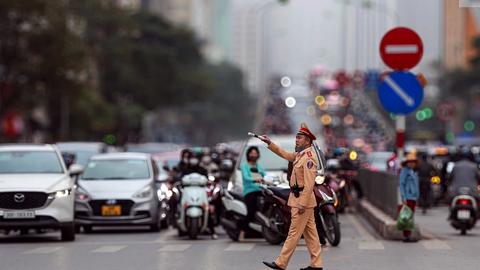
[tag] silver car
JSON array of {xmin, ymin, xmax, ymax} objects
[{"xmin": 74, "ymin": 153, "xmax": 162, "ymax": 232}]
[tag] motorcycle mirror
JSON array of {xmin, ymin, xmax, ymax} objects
[{"xmin": 315, "ymin": 175, "xmax": 325, "ymax": 185}]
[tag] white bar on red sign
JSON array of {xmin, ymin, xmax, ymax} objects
[{"xmin": 385, "ymin": 45, "xmax": 418, "ymax": 54}]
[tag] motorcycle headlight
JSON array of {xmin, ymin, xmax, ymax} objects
[
  {"xmin": 75, "ymin": 186, "xmax": 90, "ymax": 201},
  {"xmin": 339, "ymin": 180, "xmax": 346, "ymax": 188},
  {"xmin": 431, "ymin": 176, "xmax": 441, "ymax": 185},
  {"xmin": 134, "ymin": 186, "xmax": 153, "ymax": 199},
  {"xmin": 158, "ymin": 183, "xmax": 173, "ymax": 200},
  {"xmin": 160, "ymin": 183, "xmax": 169, "ymax": 193},
  {"xmin": 49, "ymin": 188, "xmax": 72, "ymax": 199}
]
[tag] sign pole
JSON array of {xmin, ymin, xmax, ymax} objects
[{"xmin": 396, "ymin": 116, "xmax": 406, "ymax": 162}]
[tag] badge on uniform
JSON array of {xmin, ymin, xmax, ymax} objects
[{"xmin": 307, "ymin": 160, "xmax": 314, "ymax": 169}]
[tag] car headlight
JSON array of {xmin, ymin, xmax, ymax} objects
[
  {"xmin": 49, "ymin": 188, "xmax": 72, "ymax": 199},
  {"xmin": 134, "ymin": 186, "xmax": 153, "ymax": 199},
  {"xmin": 75, "ymin": 186, "xmax": 90, "ymax": 201}
]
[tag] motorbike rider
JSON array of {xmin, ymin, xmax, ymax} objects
[
  {"xmin": 239, "ymin": 146, "xmax": 266, "ymax": 241},
  {"xmin": 417, "ymin": 152, "xmax": 436, "ymax": 214},
  {"xmin": 200, "ymin": 152, "xmax": 220, "ymax": 178},
  {"xmin": 448, "ymin": 148, "xmax": 480, "ymax": 201},
  {"xmin": 176, "ymin": 151, "xmax": 216, "ymax": 238},
  {"xmin": 180, "ymin": 153, "xmax": 208, "ymax": 178},
  {"xmin": 177, "ymin": 149, "xmax": 194, "ymax": 178}
]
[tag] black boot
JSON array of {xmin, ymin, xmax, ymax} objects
[
  {"xmin": 300, "ymin": 267, "xmax": 323, "ymax": 270},
  {"xmin": 263, "ymin": 261, "xmax": 284, "ymax": 270}
]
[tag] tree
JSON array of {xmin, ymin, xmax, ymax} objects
[{"xmin": 0, "ymin": 0, "xmax": 87, "ymax": 141}]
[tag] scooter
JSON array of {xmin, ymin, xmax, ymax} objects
[
  {"xmin": 176, "ymin": 173, "xmax": 210, "ymax": 239},
  {"xmin": 220, "ymin": 168, "xmax": 268, "ymax": 242},
  {"xmin": 220, "ymin": 188, "xmax": 264, "ymax": 241},
  {"xmin": 449, "ymin": 186, "xmax": 478, "ymax": 235}
]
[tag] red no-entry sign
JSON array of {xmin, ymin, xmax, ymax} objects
[{"xmin": 380, "ymin": 27, "xmax": 423, "ymax": 70}]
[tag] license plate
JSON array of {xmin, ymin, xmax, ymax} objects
[
  {"xmin": 457, "ymin": 210, "xmax": 471, "ymax": 220},
  {"xmin": 101, "ymin": 205, "xmax": 121, "ymax": 216},
  {"xmin": 3, "ymin": 211, "xmax": 35, "ymax": 219}
]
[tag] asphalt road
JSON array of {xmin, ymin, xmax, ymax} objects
[{"xmin": 0, "ymin": 208, "xmax": 477, "ymax": 270}]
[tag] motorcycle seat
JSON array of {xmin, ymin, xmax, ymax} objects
[
  {"xmin": 270, "ymin": 187, "xmax": 290, "ymax": 200},
  {"xmin": 229, "ymin": 191, "xmax": 245, "ymax": 202}
]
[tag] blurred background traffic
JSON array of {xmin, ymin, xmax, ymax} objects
[{"xmin": 1, "ymin": 1, "xmax": 480, "ymax": 269}]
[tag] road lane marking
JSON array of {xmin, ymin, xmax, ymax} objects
[
  {"xmin": 385, "ymin": 45, "xmax": 419, "ymax": 54},
  {"xmin": 159, "ymin": 244, "xmax": 191, "ymax": 252},
  {"xmin": 224, "ymin": 243, "xmax": 255, "ymax": 251},
  {"xmin": 421, "ymin": 240, "xmax": 451, "ymax": 250},
  {"xmin": 92, "ymin": 245, "xmax": 126, "ymax": 253},
  {"xmin": 346, "ymin": 214, "xmax": 385, "ymax": 250},
  {"xmin": 346, "ymin": 214, "xmax": 376, "ymax": 241},
  {"xmin": 358, "ymin": 241, "xmax": 385, "ymax": 250},
  {"xmin": 24, "ymin": 247, "xmax": 63, "ymax": 254},
  {"xmin": 384, "ymin": 76, "xmax": 415, "ymax": 106},
  {"xmin": 154, "ymin": 229, "xmax": 177, "ymax": 242}
]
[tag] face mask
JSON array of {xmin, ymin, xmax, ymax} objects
[
  {"xmin": 295, "ymin": 145, "xmax": 306, "ymax": 153},
  {"xmin": 202, "ymin": 156, "xmax": 211, "ymax": 164},
  {"xmin": 189, "ymin": 158, "xmax": 199, "ymax": 166},
  {"xmin": 248, "ymin": 156, "xmax": 258, "ymax": 162},
  {"xmin": 182, "ymin": 157, "xmax": 189, "ymax": 163}
]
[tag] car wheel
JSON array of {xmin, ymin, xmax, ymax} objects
[
  {"xmin": 150, "ymin": 216, "xmax": 161, "ymax": 232},
  {"xmin": 83, "ymin": 225, "xmax": 93, "ymax": 234},
  {"xmin": 61, "ymin": 223, "xmax": 76, "ymax": 241}
]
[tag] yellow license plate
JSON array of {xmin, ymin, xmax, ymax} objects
[{"xmin": 101, "ymin": 205, "xmax": 121, "ymax": 216}]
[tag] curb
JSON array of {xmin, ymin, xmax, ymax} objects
[{"xmin": 357, "ymin": 199, "xmax": 425, "ymax": 241}]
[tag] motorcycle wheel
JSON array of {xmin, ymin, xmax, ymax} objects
[
  {"xmin": 323, "ymin": 214, "xmax": 341, "ymax": 246},
  {"xmin": 315, "ymin": 212, "xmax": 327, "ymax": 245},
  {"xmin": 226, "ymin": 228, "xmax": 240, "ymax": 242},
  {"xmin": 161, "ymin": 219, "xmax": 169, "ymax": 229},
  {"xmin": 262, "ymin": 207, "xmax": 286, "ymax": 245},
  {"xmin": 188, "ymin": 218, "xmax": 200, "ymax": 240},
  {"xmin": 460, "ymin": 224, "xmax": 467, "ymax": 235},
  {"xmin": 221, "ymin": 212, "xmax": 240, "ymax": 241}
]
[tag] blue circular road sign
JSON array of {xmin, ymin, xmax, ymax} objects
[{"xmin": 378, "ymin": 71, "xmax": 424, "ymax": 115}]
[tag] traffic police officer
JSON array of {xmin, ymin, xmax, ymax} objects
[{"xmin": 259, "ymin": 123, "xmax": 323, "ymax": 270}]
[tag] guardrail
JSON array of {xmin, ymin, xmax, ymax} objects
[{"xmin": 357, "ymin": 169, "xmax": 400, "ymax": 219}]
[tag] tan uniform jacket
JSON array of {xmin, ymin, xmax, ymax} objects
[{"xmin": 268, "ymin": 143, "xmax": 318, "ymax": 209}]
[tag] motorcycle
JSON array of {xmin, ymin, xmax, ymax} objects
[
  {"xmin": 255, "ymin": 183, "xmax": 291, "ymax": 245},
  {"xmin": 449, "ymin": 186, "xmax": 478, "ymax": 235},
  {"xmin": 176, "ymin": 173, "xmax": 210, "ymax": 239},
  {"xmin": 206, "ymin": 174, "xmax": 224, "ymax": 228},
  {"xmin": 157, "ymin": 180, "xmax": 173, "ymax": 229},
  {"xmin": 255, "ymin": 180, "xmax": 341, "ymax": 246},
  {"xmin": 314, "ymin": 175, "xmax": 341, "ymax": 246},
  {"xmin": 220, "ymin": 188, "xmax": 264, "ymax": 241},
  {"xmin": 326, "ymin": 173, "xmax": 349, "ymax": 213}
]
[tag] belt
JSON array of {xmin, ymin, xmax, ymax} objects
[{"xmin": 290, "ymin": 186, "xmax": 304, "ymax": 192}]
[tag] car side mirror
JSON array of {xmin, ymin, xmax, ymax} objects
[{"xmin": 69, "ymin": 164, "xmax": 84, "ymax": 177}]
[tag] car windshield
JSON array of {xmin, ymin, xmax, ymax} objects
[
  {"xmin": 82, "ymin": 159, "xmax": 150, "ymax": 180},
  {"xmin": 0, "ymin": 151, "xmax": 64, "ymax": 174},
  {"xmin": 70, "ymin": 151, "xmax": 96, "ymax": 166},
  {"xmin": 240, "ymin": 143, "xmax": 295, "ymax": 171},
  {"xmin": 367, "ymin": 152, "xmax": 393, "ymax": 171}
]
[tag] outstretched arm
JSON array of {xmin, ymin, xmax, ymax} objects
[{"xmin": 258, "ymin": 135, "xmax": 296, "ymax": 162}]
